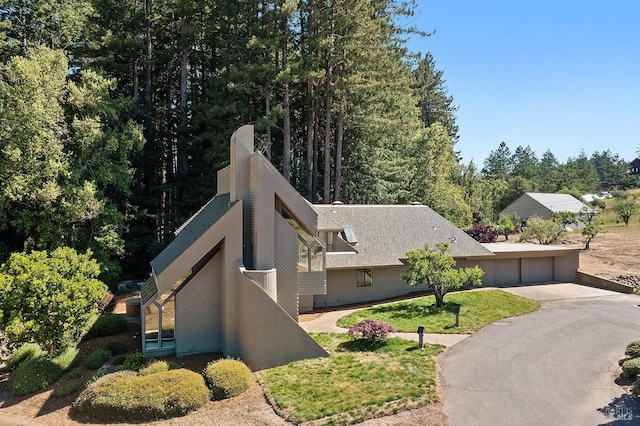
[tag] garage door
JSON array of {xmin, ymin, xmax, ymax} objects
[
  {"xmin": 523, "ymin": 257, "xmax": 554, "ymax": 283},
  {"xmin": 494, "ymin": 259, "xmax": 520, "ymax": 285}
]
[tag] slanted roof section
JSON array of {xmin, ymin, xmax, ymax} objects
[
  {"xmin": 152, "ymin": 193, "xmax": 233, "ymax": 275},
  {"xmin": 314, "ymin": 204, "xmax": 493, "ymax": 269},
  {"xmin": 525, "ymin": 193, "xmax": 590, "ymax": 213}
]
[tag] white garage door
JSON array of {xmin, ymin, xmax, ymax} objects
[
  {"xmin": 494, "ymin": 259, "xmax": 521, "ymax": 285},
  {"xmin": 523, "ymin": 257, "xmax": 554, "ymax": 283}
]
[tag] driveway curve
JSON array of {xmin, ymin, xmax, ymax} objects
[{"xmin": 439, "ymin": 284, "xmax": 640, "ymax": 425}]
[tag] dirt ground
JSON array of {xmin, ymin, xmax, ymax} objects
[{"xmin": 1, "ymin": 229, "xmax": 638, "ymax": 426}]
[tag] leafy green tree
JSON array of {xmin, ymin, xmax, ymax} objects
[
  {"xmin": 551, "ymin": 211, "xmax": 578, "ymax": 227},
  {"xmin": 403, "ymin": 242, "xmax": 484, "ymax": 308},
  {"xmin": 0, "ymin": 247, "xmax": 107, "ymax": 352},
  {"xmin": 0, "ymin": 47, "xmax": 143, "ymax": 279},
  {"xmin": 613, "ymin": 199, "xmax": 640, "ymax": 226},
  {"xmin": 496, "ymin": 213, "xmax": 519, "ymax": 240},
  {"xmin": 537, "ymin": 150, "xmax": 561, "ymax": 192},
  {"xmin": 591, "ymin": 150, "xmax": 636, "ymax": 189},
  {"xmin": 519, "ymin": 215, "xmax": 566, "ymax": 245},
  {"xmin": 558, "ymin": 151, "xmax": 599, "ymax": 193}
]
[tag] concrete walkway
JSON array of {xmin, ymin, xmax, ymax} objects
[{"xmin": 300, "ymin": 304, "xmax": 470, "ymax": 347}]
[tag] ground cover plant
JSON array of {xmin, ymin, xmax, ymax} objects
[
  {"xmin": 337, "ymin": 289, "xmax": 540, "ymax": 334},
  {"xmin": 261, "ymin": 333, "xmax": 444, "ymax": 425},
  {"xmin": 7, "ymin": 348, "xmax": 79, "ymax": 396},
  {"xmin": 3, "ymin": 343, "xmax": 45, "ymax": 371}
]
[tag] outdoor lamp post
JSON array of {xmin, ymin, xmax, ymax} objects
[{"xmin": 417, "ymin": 326, "xmax": 425, "ymax": 349}]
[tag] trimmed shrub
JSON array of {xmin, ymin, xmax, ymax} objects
[
  {"xmin": 8, "ymin": 348, "xmax": 79, "ymax": 396},
  {"xmin": 4, "ymin": 343, "xmax": 45, "ymax": 371},
  {"xmin": 103, "ymin": 341, "xmax": 128, "ymax": 356},
  {"xmin": 123, "ymin": 352, "xmax": 147, "ymax": 370},
  {"xmin": 347, "ymin": 319, "xmax": 396, "ymax": 342},
  {"xmin": 633, "ymin": 378, "xmax": 640, "ymax": 396},
  {"xmin": 622, "ymin": 357, "xmax": 640, "ymax": 378},
  {"xmin": 204, "ymin": 359, "xmax": 252, "ymax": 401},
  {"xmin": 74, "ymin": 369, "xmax": 209, "ymax": 421},
  {"xmin": 86, "ymin": 349, "xmax": 112, "ymax": 370},
  {"xmin": 85, "ymin": 314, "xmax": 128, "ymax": 339},
  {"xmin": 466, "ymin": 222, "xmax": 499, "ymax": 243},
  {"xmin": 625, "ymin": 340, "xmax": 640, "ymax": 359},
  {"xmin": 139, "ymin": 360, "xmax": 169, "ymax": 376},
  {"xmin": 55, "ymin": 383, "xmax": 80, "ymax": 397},
  {"xmin": 112, "ymin": 355, "xmax": 127, "ymax": 365},
  {"xmin": 68, "ymin": 370, "xmax": 82, "ymax": 379}
]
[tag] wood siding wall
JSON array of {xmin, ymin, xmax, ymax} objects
[
  {"xmin": 217, "ymin": 165, "xmax": 230, "ymax": 194},
  {"xmin": 175, "ymin": 253, "xmax": 222, "ymax": 356},
  {"xmin": 234, "ymin": 266, "xmax": 328, "ymax": 370},
  {"xmin": 274, "ymin": 213, "xmax": 300, "ymax": 320}
]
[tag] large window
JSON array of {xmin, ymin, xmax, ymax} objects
[
  {"xmin": 282, "ymin": 207, "xmax": 325, "ymax": 273},
  {"xmin": 357, "ymin": 268, "xmax": 373, "ymax": 287}
]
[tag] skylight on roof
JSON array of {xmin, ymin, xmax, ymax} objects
[{"xmin": 343, "ymin": 225, "xmax": 357, "ymax": 245}]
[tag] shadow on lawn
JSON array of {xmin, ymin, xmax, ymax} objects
[{"xmin": 368, "ymin": 301, "xmax": 461, "ymax": 320}]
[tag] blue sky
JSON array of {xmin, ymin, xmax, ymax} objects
[{"xmin": 404, "ymin": 1, "xmax": 640, "ymax": 166}]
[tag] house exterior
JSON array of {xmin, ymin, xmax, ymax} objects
[
  {"xmin": 630, "ymin": 158, "xmax": 640, "ymax": 176},
  {"xmin": 500, "ymin": 192, "xmax": 592, "ymax": 226},
  {"xmin": 141, "ymin": 127, "xmax": 580, "ymax": 370}
]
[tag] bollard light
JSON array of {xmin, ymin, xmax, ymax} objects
[
  {"xmin": 417, "ymin": 326, "xmax": 425, "ymax": 349},
  {"xmin": 453, "ymin": 305, "xmax": 460, "ymax": 327}
]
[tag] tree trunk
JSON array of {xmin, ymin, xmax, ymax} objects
[
  {"xmin": 282, "ymin": 15, "xmax": 291, "ymax": 181},
  {"xmin": 178, "ymin": 13, "xmax": 189, "ymax": 174},
  {"xmin": 333, "ymin": 108, "xmax": 344, "ymax": 201},
  {"xmin": 434, "ymin": 290, "xmax": 445, "ymax": 308}
]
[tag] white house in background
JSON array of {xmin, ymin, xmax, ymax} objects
[
  {"xmin": 141, "ymin": 127, "xmax": 580, "ymax": 370},
  {"xmin": 500, "ymin": 192, "xmax": 592, "ymax": 228}
]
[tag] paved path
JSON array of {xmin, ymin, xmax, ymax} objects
[{"xmin": 440, "ymin": 283, "xmax": 640, "ymax": 425}]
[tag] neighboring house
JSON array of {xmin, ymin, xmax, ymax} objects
[
  {"xmin": 142, "ymin": 127, "xmax": 580, "ymax": 370},
  {"xmin": 630, "ymin": 158, "xmax": 640, "ymax": 176},
  {"xmin": 500, "ymin": 192, "xmax": 592, "ymax": 228}
]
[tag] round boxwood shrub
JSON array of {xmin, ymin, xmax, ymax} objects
[
  {"xmin": 139, "ymin": 360, "xmax": 169, "ymax": 376},
  {"xmin": 86, "ymin": 349, "xmax": 112, "ymax": 370},
  {"xmin": 204, "ymin": 359, "xmax": 252, "ymax": 400},
  {"xmin": 74, "ymin": 368, "xmax": 209, "ymax": 421},
  {"xmin": 622, "ymin": 357, "xmax": 640, "ymax": 378},
  {"xmin": 103, "ymin": 342, "xmax": 128, "ymax": 356},
  {"xmin": 4, "ymin": 343, "xmax": 45, "ymax": 371},
  {"xmin": 625, "ymin": 340, "xmax": 640, "ymax": 359}
]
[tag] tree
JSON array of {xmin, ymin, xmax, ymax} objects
[
  {"xmin": 519, "ymin": 215, "xmax": 565, "ymax": 245},
  {"xmin": 590, "ymin": 198, "xmax": 606, "ymax": 213},
  {"xmin": 403, "ymin": 242, "xmax": 484, "ymax": 308},
  {"xmin": 511, "ymin": 145, "xmax": 539, "ymax": 181},
  {"xmin": 613, "ymin": 199, "xmax": 640, "ymax": 226},
  {"xmin": 482, "ymin": 142, "xmax": 513, "ymax": 179},
  {"xmin": 0, "ymin": 247, "xmax": 107, "ymax": 352},
  {"xmin": 0, "ymin": 47, "xmax": 143, "ymax": 280},
  {"xmin": 496, "ymin": 213, "xmax": 519, "ymax": 240},
  {"xmin": 551, "ymin": 211, "xmax": 578, "ymax": 227},
  {"xmin": 581, "ymin": 223, "xmax": 601, "ymax": 250}
]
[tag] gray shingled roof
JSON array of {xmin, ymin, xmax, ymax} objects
[
  {"xmin": 314, "ymin": 204, "xmax": 493, "ymax": 269},
  {"xmin": 151, "ymin": 193, "xmax": 233, "ymax": 275}
]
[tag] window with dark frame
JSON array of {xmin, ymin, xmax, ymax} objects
[{"xmin": 357, "ymin": 268, "xmax": 372, "ymax": 287}]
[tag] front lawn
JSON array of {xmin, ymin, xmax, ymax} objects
[
  {"xmin": 336, "ymin": 289, "xmax": 540, "ymax": 334},
  {"xmin": 261, "ymin": 333, "xmax": 444, "ymax": 425}
]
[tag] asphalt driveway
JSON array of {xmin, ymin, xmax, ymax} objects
[{"xmin": 439, "ymin": 283, "xmax": 640, "ymax": 425}]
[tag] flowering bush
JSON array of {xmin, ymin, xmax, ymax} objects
[{"xmin": 347, "ymin": 319, "xmax": 396, "ymax": 342}]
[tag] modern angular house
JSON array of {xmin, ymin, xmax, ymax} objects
[{"xmin": 141, "ymin": 126, "xmax": 580, "ymax": 370}]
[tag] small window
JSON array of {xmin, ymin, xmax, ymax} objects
[
  {"xmin": 342, "ymin": 226, "xmax": 357, "ymax": 245},
  {"xmin": 357, "ymin": 268, "xmax": 372, "ymax": 287}
]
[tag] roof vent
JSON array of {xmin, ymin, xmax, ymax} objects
[
  {"xmin": 411, "ymin": 201, "xmax": 422, "ymax": 205},
  {"xmin": 332, "ymin": 200, "xmax": 344, "ymax": 205}
]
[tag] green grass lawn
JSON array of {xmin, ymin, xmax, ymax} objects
[
  {"xmin": 261, "ymin": 333, "xmax": 444, "ymax": 425},
  {"xmin": 336, "ymin": 289, "xmax": 540, "ymax": 334}
]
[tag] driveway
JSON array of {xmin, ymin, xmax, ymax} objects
[{"xmin": 439, "ymin": 283, "xmax": 640, "ymax": 425}]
